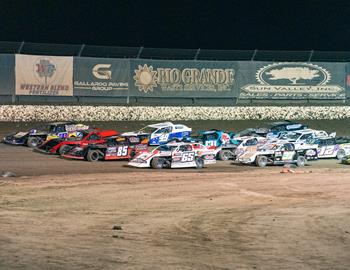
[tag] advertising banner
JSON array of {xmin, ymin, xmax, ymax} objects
[
  {"xmin": 0, "ymin": 54, "xmax": 15, "ymax": 95},
  {"xmin": 73, "ymin": 57, "xmax": 129, "ymax": 96},
  {"xmin": 238, "ymin": 61, "xmax": 346, "ymax": 99},
  {"xmin": 15, "ymin": 54, "xmax": 73, "ymax": 96},
  {"xmin": 129, "ymin": 59, "xmax": 239, "ymax": 97},
  {"xmin": 345, "ymin": 64, "xmax": 350, "ymax": 98}
]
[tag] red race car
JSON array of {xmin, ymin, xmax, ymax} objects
[
  {"xmin": 36, "ymin": 129, "xmax": 119, "ymax": 155},
  {"xmin": 61, "ymin": 134, "xmax": 149, "ymax": 162}
]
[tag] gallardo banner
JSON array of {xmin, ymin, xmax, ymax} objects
[
  {"xmin": 130, "ymin": 59, "xmax": 238, "ymax": 97},
  {"xmin": 73, "ymin": 57, "xmax": 129, "ymax": 96},
  {"xmin": 15, "ymin": 54, "xmax": 73, "ymax": 96},
  {"xmin": 238, "ymin": 61, "xmax": 346, "ymax": 99}
]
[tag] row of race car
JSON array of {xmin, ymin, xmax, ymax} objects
[{"xmin": 3, "ymin": 120, "xmax": 350, "ymax": 169}]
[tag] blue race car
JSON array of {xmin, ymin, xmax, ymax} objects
[
  {"xmin": 3, "ymin": 122, "xmax": 89, "ymax": 148},
  {"xmin": 266, "ymin": 121, "xmax": 308, "ymax": 139},
  {"xmin": 122, "ymin": 122, "xmax": 192, "ymax": 146}
]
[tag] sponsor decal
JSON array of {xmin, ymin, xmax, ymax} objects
[
  {"xmin": 133, "ymin": 64, "xmax": 235, "ymax": 93},
  {"xmin": 74, "ymin": 63, "xmax": 128, "ymax": 91},
  {"xmin": 241, "ymin": 63, "xmax": 344, "ymax": 99},
  {"xmin": 16, "ymin": 55, "xmax": 73, "ymax": 96}
]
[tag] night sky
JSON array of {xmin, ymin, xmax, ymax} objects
[{"xmin": 1, "ymin": 0, "xmax": 350, "ymax": 51}]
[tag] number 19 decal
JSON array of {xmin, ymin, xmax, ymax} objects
[
  {"xmin": 181, "ymin": 152, "xmax": 195, "ymax": 162},
  {"xmin": 117, "ymin": 146, "xmax": 128, "ymax": 156}
]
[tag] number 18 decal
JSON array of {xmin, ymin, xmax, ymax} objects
[
  {"xmin": 181, "ymin": 152, "xmax": 195, "ymax": 162},
  {"xmin": 117, "ymin": 146, "xmax": 128, "ymax": 156}
]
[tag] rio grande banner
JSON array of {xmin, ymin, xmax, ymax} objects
[
  {"xmin": 15, "ymin": 54, "xmax": 73, "ymax": 96},
  {"xmin": 238, "ymin": 62, "xmax": 346, "ymax": 99},
  {"xmin": 130, "ymin": 59, "xmax": 238, "ymax": 97},
  {"xmin": 73, "ymin": 58, "xmax": 129, "ymax": 96}
]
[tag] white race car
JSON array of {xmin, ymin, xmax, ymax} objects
[
  {"xmin": 306, "ymin": 137, "xmax": 350, "ymax": 160},
  {"xmin": 128, "ymin": 142, "xmax": 216, "ymax": 169},
  {"xmin": 237, "ymin": 142, "xmax": 318, "ymax": 167},
  {"xmin": 122, "ymin": 122, "xmax": 192, "ymax": 146},
  {"xmin": 231, "ymin": 136, "xmax": 268, "ymax": 159}
]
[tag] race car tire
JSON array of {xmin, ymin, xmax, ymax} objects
[
  {"xmin": 130, "ymin": 151, "xmax": 136, "ymax": 159},
  {"xmin": 58, "ymin": 145, "xmax": 73, "ymax": 155},
  {"xmin": 296, "ymin": 156, "xmax": 306, "ymax": 167},
  {"xmin": 218, "ymin": 150, "xmax": 231, "ymax": 161},
  {"xmin": 27, "ymin": 137, "xmax": 43, "ymax": 148},
  {"xmin": 195, "ymin": 157, "xmax": 204, "ymax": 169},
  {"xmin": 86, "ymin": 150, "xmax": 100, "ymax": 162},
  {"xmin": 336, "ymin": 149, "xmax": 346, "ymax": 160},
  {"xmin": 151, "ymin": 158, "xmax": 164, "ymax": 169},
  {"xmin": 256, "ymin": 156, "xmax": 268, "ymax": 167}
]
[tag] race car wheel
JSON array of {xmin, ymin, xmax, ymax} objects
[
  {"xmin": 218, "ymin": 150, "xmax": 231, "ymax": 161},
  {"xmin": 256, "ymin": 156, "xmax": 268, "ymax": 167},
  {"xmin": 336, "ymin": 149, "xmax": 346, "ymax": 160},
  {"xmin": 58, "ymin": 145, "xmax": 72, "ymax": 155},
  {"xmin": 27, "ymin": 137, "xmax": 43, "ymax": 148},
  {"xmin": 151, "ymin": 158, "xmax": 164, "ymax": 169},
  {"xmin": 296, "ymin": 156, "xmax": 306, "ymax": 167},
  {"xmin": 130, "ymin": 150, "xmax": 136, "ymax": 159},
  {"xmin": 195, "ymin": 157, "xmax": 204, "ymax": 169},
  {"xmin": 86, "ymin": 150, "xmax": 100, "ymax": 162}
]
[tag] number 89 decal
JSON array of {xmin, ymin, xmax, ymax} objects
[{"xmin": 181, "ymin": 152, "xmax": 195, "ymax": 162}]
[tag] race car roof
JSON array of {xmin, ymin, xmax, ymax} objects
[
  {"xmin": 47, "ymin": 121, "xmax": 75, "ymax": 126},
  {"xmin": 268, "ymin": 121, "xmax": 300, "ymax": 127},
  {"xmin": 147, "ymin": 122, "xmax": 174, "ymax": 128}
]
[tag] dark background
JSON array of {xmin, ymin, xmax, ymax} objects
[{"xmin": 0, "ymin": 0, "xmax": 349, "ymax": 50}]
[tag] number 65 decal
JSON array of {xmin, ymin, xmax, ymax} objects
[{"xmin": 181, "ymin": 152, "xmax": 195, "ymax": 162}]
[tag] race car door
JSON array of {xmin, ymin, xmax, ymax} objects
[
  {"xmin": 171, "ymin": 145, "xmax": 196, "ymax": 168},
  {"xmin": 105, "ymin": 145, "xmax": 130, "ymax": 160},
  {"xmin": 317, "ymin": 139, "xmax": 337, "ymax": 158}
]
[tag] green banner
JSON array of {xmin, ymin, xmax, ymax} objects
[
  {"xmin": 238, "ymin": 61, "xmax": 346, "ymax": 99},
  {"xmin": 129, "ymin": 59, "xmax": 239, "ymax": 98},
  {"xmin": 0, "ymin": 54, "xmax": 15, "ymax": 95},
  {"xmin": 74, "ymin": 57, "xmax": 129, "ymax": 96}
]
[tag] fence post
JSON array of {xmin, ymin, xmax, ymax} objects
[
  {"xmin": 18, "ymin": 41, "xmax": 25, "ymax": 54},
  {"xmin": 137, "ymin": 47, "xmax": 144, "ymax": 58},
  {"xmin": 78, "ymin": 44, "xmax": 85, "ymax": 56},
  {"xmin": 194, "ymin": 48, "xmax": 200, "ymax": 60},
  {"xmin": 251, "ymin": 49, "xmax": 257, "ymax": 61},
  {"xmin": 308, "ymin": 50, "xmax": 314, "ymax": 62}
]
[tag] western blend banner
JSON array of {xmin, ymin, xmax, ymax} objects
[
  {"xmin": 73, "ymin": 58, "xmax": 129, "ymax": 96},
  {"xmin": 238, "ymin": 61, "xmax": 346, "ymax": 99},
  {"xmin": 0, "ymin": 54, "xmax": 15, "ymax": 95},
  {"xmin": 15, "ymin": 54, "xmax": 73, "ymax": 96},
  {"xmin": 129, "ymin": 59, "xmax": 239, "ymax": 97}
]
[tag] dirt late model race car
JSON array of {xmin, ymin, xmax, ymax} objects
[
  {"xmin": 306, "ymin": 136, "xmax": 350, "ymax": 160},
  {"xmin": 237, "ymin": 142, "xmax": 318, "ymax": 167},
  {"xmin": 266, "ymin": 121, "xmax": 308, "ymax": 139},
  {"xmin": 62, "ymin": 134, "xmax": 149, "ymax": 162},
  {"xmin": 36, "ymin": 129, "xmax": 118, "ymax": 154},
  {"xmin": 3, "ymin": 122, "xmax": 89, "ymax": 148},
  {"xmin": 122, "ymin": 122, "xmax": 192, "ymax": 146},
  {"xmin": 128, "ymin": 142, "xmax": 217, "ymax": 169}
]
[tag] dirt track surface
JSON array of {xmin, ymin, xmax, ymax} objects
[
  {"xmin": 1, "ymin": 121, "xmax": 350, "ymax": 269},
  {"xmin": 1, "ymin": 169, "xmax": 350, "ymax": 270}
]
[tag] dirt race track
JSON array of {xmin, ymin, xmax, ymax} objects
[{"xmin": 1, "ymin": 121, "xmax": 350, "ymax": 269}]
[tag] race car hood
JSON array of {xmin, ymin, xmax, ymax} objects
[
  {"xmin": 29, "ymin": 129, "xmax": 49, "ymax": 136},
  {"xmin": 3, "ymin": 132, "xmax": 29, "ymax": 144}
]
